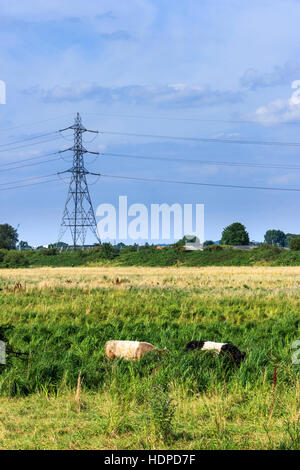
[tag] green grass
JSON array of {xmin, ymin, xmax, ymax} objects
[
  {"xmin": 0, "ymin": 268, "xmax": 299, "ymax": 449},
  {"xmin": 2, "ymin": 244, "xmax": 300, "ymax": 268}
]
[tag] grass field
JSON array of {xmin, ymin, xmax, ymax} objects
[{"xmin": 0, "ymin": 266, "xmax": 299, "ymax": 450}]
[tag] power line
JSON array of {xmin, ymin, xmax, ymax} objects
[
  {"xmin": 0, "ymin": 151, "xmax": 60, "ymax": 168},
  {"xmin": 2, "ymin": 148, "xmax": 300, "ymax": 174},
  {"xmin": 0, "ymin": 136, "xmax": 62, "ymax": 154},
  {"xmin": 0, "ymin": 113, "xmax": 74, "ymax": 134},
  {"xmin": 0, "ymin": 178, "xmax": 61, "ymax": 192},
  {"xmin": 102, "ymin": 151, "xmax": 300, "ymax": 171},
  {"xmin": 0, "ymin": 135, "xmax": 60, "ymax": 153},
  {"xmin": 0, "ymin": 157, "xmax": 63, "ymax": 173},
  {"xmin": 83, "ymin": 111, "xmax": 300, "ymax": 126},
  {"xmin": 2, "ymin": 169, "xmax": 300, "ymax": 193},
  {"xmin": 2, "ymin": 152, "xmax": 300, "ymax": 191},
  {"xmin": 101, "ymin": 130, "xmax": 300, "ymax": 147},
  {"xmin": 1, "ymin": 112, "xmax": 299, "ymax": 137},
  {"xmin": 0, "ymin": 173, "xmax": 58, "ymax": 187},
  {"xmin": 0, "ymin": 131, "xmax": 58, "ymax": 148},
  {"xmin": 2, "ymin": 114, "xmax": 300, "ymax": 198},
  {"xmin": 100, "ymin": 173, "xmax": 300, "ymax": 192},
  {"xmin": 2, "ymin": 147, "xmax": 300, "ymax": 175}
]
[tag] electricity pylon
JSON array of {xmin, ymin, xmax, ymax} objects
[{"xmin": 58, "ymin": 113, "xmax": 100, "ymax": 247}]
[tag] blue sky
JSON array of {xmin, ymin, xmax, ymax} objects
[{"xmin": 1, "ymin": 0, "xmax": 300, "ymax": 245}]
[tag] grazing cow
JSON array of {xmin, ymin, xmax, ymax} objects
[
  {"xmin": 185, "ymin": 340, "xmax": 246, "ymax": 366},
  {"xmin": 105, "ymin": 340, "xmax": 167, "ymax": 361}
]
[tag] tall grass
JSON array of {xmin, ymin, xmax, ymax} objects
[{"xmin": 0, "ymin": 267, "xmax": 299, "ymax": 449}]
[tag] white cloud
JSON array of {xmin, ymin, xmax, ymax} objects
[
  {"xmin": 25, "ymin": 82, "xmax": 242, "ymax": 108},
  {"xmin": 251, "ymin": 80, "xmax": 300, "ymax": 124},
  {"xmin": 0, "ymin": 0, "xmax": 156, "ymax": 35},
  {"xmin": 253, "ymin": 98, "xmax": 300, "ymax": 124}
]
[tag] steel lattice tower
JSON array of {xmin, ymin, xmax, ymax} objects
[{"xmin": 58, "ymin": 113, "xmax": 100, "ymax": 247}]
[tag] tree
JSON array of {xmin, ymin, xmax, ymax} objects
[
  {"xmin": 285, "ymin": 233, "xmax": 299, "ymax": 247},
  {"xmin": 101, "ymin": 243, "xmax": 116, "ymax": 259},
  {"xmin": 116, "ymin": 242, "xmax": 126, "ymax": 250},
  {"xmin": 264, "ymin": 229, "xmax": 286, "ymax": 247},
  {"xmin": 48, "ymin": 241, "xmax": 68, "ymax": 251},
  {"xmin": 290, "ymin": 237, "xmax": 300, "ymax": 251},
  {"xmin": 18, "ymin": 241, "xmax": 32, "ymax": 251},
  {"xmin": 0, "ymin": 224, "xmax": 18, "ymax": 250},
  {"xmin": 221, "ymin": 222, "xmax": 249, "ymax": 246}
]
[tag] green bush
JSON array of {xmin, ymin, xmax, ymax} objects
[
  {"xmin": 0, "ymin": 249, "xmax": 7, "ymax": 263},
  {"xmin": 149, "ymin": 384, "xmax": 175, "ymax": 441},
  {"xmin": 257, "ymin": 244, "xmax": 281, "ymax": 254},
  {"xmin": 41, "ymin": 248, "xmax": 58, "ymax": 256},
  {"xmin": 290, "ymin": 237, "xmax": 300, "ymax": 251},
  {"xmin": 203, "ymin": 240, "xmax": 215, "ymax": 247},
  {"xmin": 101, "ymin": 243, "xmax": 118, "ymax": 259},
  {"xmin": 3, "ymin": 251, "xmax": 29, "ymax": 268},
  {"xmin": 204, "ymin": 244, "xmax": 223, "ymax": 251},
  {"xmin": 3, "ymin": 241, "xmax": 300, "ymax": 267}
]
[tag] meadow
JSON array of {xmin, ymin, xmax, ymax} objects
[{"xmin": 0, "ymin": 266, "xmax": 299, "ymax": 450}]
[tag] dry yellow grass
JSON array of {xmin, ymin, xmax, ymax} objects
[{"xmin": 2, "ymin": 266, "xmax": 300, "ymax": 291}]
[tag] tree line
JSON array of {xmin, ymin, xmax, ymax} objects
[
  {"xmin": 204, "ymin": 223, "xmax": 300, "ymax": 250},
  {"xmin": 1, "ymin": 222, "xmax": 300, "ymax": 253}
]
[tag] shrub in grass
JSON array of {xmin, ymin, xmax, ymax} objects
[
  {"xmin": 290, "ymin": 237, "xmax": 300, "ymax": 251},
  {"xmin": 148, "ymin": 384, "xmax": 175, "ymax": 441},
  {"xmin": 0, "ymin": 249, "xmax": 7, "ymax": 263},
  {"xmin": 204, "ymin": 244, "xmax": 224, "ymax": 252},
  {"xmin": 3, "ymin": 251, "xmax": 29, "ymax": 268}
]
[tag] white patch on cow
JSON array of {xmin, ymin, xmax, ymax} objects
[{"xmin": 201, "ymin": 341, "xmax": 226, "ymax": 353}]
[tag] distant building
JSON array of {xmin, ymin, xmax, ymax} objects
[{"xmin": 231, "ymin": 245, "xmax": 257, "ymax": 250}]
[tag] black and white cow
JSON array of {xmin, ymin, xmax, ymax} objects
[{"xmin": 185, "ymin": 340, "xmax": 246, "ymax": 366}]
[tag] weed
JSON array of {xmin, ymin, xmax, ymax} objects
[{"xmin": 148, "ymin": 385, "xmax": 176, "ymax": 442}]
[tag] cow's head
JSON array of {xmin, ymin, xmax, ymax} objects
[{"xmin": 221, "ymin": 343, "xmax": 246, "ymax": 366}]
